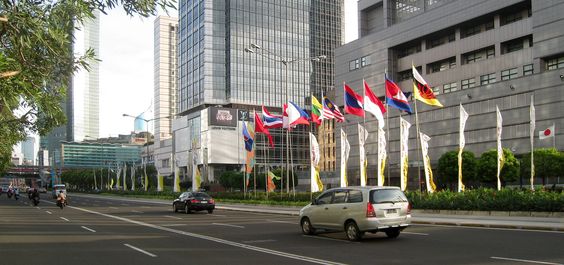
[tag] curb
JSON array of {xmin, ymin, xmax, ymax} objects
[{"xmin": 411, "ymin": 220, "xmax": 564, "ymax": 232}]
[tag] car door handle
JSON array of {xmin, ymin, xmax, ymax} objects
[
  {"xmin": 342, "ymin": 207, "xmax": 347, "ymax": 209},
  {"xmin": 324, "ymin": 207, "xmax": 329, "ymax": 210}
]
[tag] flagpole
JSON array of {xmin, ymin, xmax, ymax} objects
[
  {"xmin": 362, "ymin": 79, "xmax": 367, "ymax": 186},
  {"xmin": 414, "ymin": 99, "xmax": 423, "ymax": 193},
  {"xmin": 253, "ymin": 109, "xmax": 257, "ymax": 198}
]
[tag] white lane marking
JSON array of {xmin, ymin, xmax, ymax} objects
[
  {"xmin": 66, "ymin": 205, "xmax": 346, "ymax": 265},
  {"xmin": 45, "ymin": 211, "xmax": 52, "ymax": 215},
  {"xmin": 131, "ymin": 210, "xmax": 144, "ymax": 213},
  {"xmin": 36, "ymin": 207, "xmax": 41, "ymax": 210},
  {"xmin": 141, "ymin": 206, "xmax": 152, "ymax": 208},
  {"xmin": 268, "ymin": 220, "xmax": 295, "ymax": 224},
  {"xmin": 211, "ymin": 214, "xmax": 227, "ymax": 217},
  {"xmin": 242, "ymin": 239, "xmax": 277, "ymax": 243},
  {"xmin": 81, "ymin": 226, "xmax": 96, "ymax": 233},
  {"xmin": 414, "ymin": 223, "xmax": 564, "ymax": 234},
  {"xmin": 302, "ymin": 235, "xmax": 359, "ymax": 244},
  {"xmin": 402, "ymin": 232, "xmax": 429, "ymax": 236},
  {"xmin": 164, "ymin": 215, "xmax": 182, "ymax": 220},
  {"xmin": 124, "ymin": 244, "xmax": 157, "ymax": 258},
  {"xmin": 491, "ymin": 256, "xmax": 563, "ymax": 265},
  {"xmin": 60, "ymin": 217, "xmax": 70, "ymax": 222},
  {"xmin": 109, "ymin": 207, "xmax": 119, "ymax": 209},
  {"xmin": 212, "ymin": 223, "xmax": 245, "ymax": 229}
]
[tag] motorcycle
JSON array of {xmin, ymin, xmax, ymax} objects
[
  {"xmin": 56, "ymin": 198, "xmax": 66, "ymax": 209},
  {"xmin": 7, "ymin": 189, "xmax": 13, "ymax": 198},
  {"xmin": 32, "ymin": 196, "xmax": 40, "ymax": 206}
]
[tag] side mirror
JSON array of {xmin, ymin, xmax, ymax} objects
[{"xmin": 311, "ymin": 199, "xmax": 317, "ymax": 205}]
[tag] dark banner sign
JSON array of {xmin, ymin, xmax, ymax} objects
[
  {"xmin": 238, "ymin": 110, "xmax": 250, "ymax": 121},
  {"xmin": 209, "ymin": 107, "xmax": 237, "ymax": 127}
]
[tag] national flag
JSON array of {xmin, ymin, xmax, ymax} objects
[
  {"xmin": 400, "ymin": 117, "xmax": 411, "ymax": 191},
  {"xmin": 496, "ymin": 106, "xmax": 504, "ymax": 191},
  {"xmin": 192, "ymin": 143, "xmax": 201, "ymax": 191},
  {"xmin": 340, "ymin": 129, "xmax": 350, "ymax": 187},
  {"xmin": 266, "ymin": 171, "xmax": 277, "ymax": 192},
  {"xmin": 420, "ymin": 132, "xmax": 437, "ymax": 193},
  {"xmin": 363, "ymin": 80, "xmax": 386, "ymax": 128},
  {"xmin": 358, "ymin": 124, "xmax": 368, "ymax": 186},
  {"xmin": 458, "ymin": 103, "xmax": 468, "ymax": 192},
  {"xmin": 377, "ymin": 127, "xmax": 387, "ymax": 186},
  {"xmin": 262, "ymin": 106, "xmax": 283, "ymax": 129},
  {"xmin": 539, "ymin": 124, "xmax": 555, "ymax": 139},
  {"xmin": 254, "ymin": 112, "xmax": 274, "ymax": 148},
  {"xmin": 157, "ymin": 169, "xmax": 164, "ymax": 192},
  {"xmin": 242, "ymin": 122, "xmax": 254, "ymax": 152},
  {"xmin": 321, "ymin": 96, "xmax": 345, "ymax": 122},
  {"xmin": 385, "ymin": 75, "xmax": 413, "ymax": 113},
  {"xmin": 311, "ymin": 96, "xmax": 323, "ymax": 126},
  {"xmin": 287, "ymin": 101, "xmax": 311, "ymax": 127},
  {"xmin": 529, "ymin": 96, "xmax": 535, "ymax": 191},
  {"xmin": 309, "ymin": 132, "xmax": 323, "ymax": 192},
  {"xmin": 344, "ymin": 84, "xmax": 364, "ymax": 117},
  {"xmin": 412, "ymin": 65, "xmax": 443, "ymax": 107}
]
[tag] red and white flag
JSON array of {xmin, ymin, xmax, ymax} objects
[{"xmin": 539, "ymin": 124, "xmax": 555, "ymax": 139}]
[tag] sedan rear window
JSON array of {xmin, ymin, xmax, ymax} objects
[
  {"xmin": 370, "ymin": 189, "xmax": 408, "ymax": 204},
  {"xmin": 192, "ymin": 192, "xmax": 211, "ymax": 198}
]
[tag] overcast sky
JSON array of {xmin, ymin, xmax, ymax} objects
[{"xmin": 98, "ymin": 1, "xmax": 358, "ymax": 138}]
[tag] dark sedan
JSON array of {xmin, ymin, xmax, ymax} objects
[{"xmin": 173, "ymin": 191, "xmax": 215, "ymax": 214}]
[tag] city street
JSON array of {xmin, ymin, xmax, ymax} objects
[{"xmin": 1, "ymin": 194, "xmax": 563, "ymax": 265}]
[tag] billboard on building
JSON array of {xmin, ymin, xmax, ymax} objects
[{"xmin": 209, "ymin": 107, "xmax": 237, "ymax": 127}]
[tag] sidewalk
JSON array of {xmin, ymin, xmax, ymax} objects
[{"xmin": 73, "ymin": 194, "xmax": 564, "ymax": 232}]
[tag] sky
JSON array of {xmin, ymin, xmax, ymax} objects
[{"xmin": 97, "ymin": 1, "xmax": 358, "ymax": 138}]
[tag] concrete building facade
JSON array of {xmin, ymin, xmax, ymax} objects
[{"xmin": 335, "ymin": 0, "xmax": 564, "ymax": 189}]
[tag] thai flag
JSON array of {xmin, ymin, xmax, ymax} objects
[
  {"xmin": 344, "ymin": 84, "xmax": 365, "ymax": 117},
  {"xmin": 261, "ymin": 106, "xmax": 283, "ymax": 129},
  {"xmin": 385, "ymin": 76, "xmax": 412, "ymax": 114},
  {"xmin": 287, "ymin": 101, "xmax": 310, "ymax": 127}
]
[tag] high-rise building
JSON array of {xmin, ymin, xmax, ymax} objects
[
  {"xmin": 336, "ymin": 0, "xmax": 563, "ymax": 188},
  {"xmin": 41, "ymin": 11, "xmax": 100, "ymax": 165},
  {"xmin": 153, "ymin": 16, "xmax": 178, "ymax": 177},
  {"xmin": 21, "ymin": 136, "xmax": 36, "ymax": 165},
  {"xmin": 173, "ymin": 1, "xmax": 343, "ymax": 184}
]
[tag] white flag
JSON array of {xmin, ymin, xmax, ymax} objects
[
  {"xmin": 123, "ymin": 163, "xmax": 127, "ymax": 191},
  {"xmin": 420, "ymin": 132, "xmax": 436, "ymax": 193},
  {"xmin": 358, "ymin": 124, "xmax": 369, "ymax": 186},
  {"xmin": 377, "ymin": 127, "xmax": 387, "ymax": 186},
  {"xmin": 340, "ymin": 129, "xmax": 350, "ymax": 187},
  {"xmin": 309, "ymin": 133, "xmax": 323, "ymax": 192},
  {"xmin": 530, "ymin": 96, "xmax": 535, "ymax": 191},
  {"xmin": 130, "ymin": 164, "xmax": 136, "ymax": 191},
  {"xmin": 496, "ymin": 106, "xmax": 504, "ymax": 191},
  {"xmin": 156, "ymin": 169, "xmax": 163, "ymax": 192},
  {"xmin": 400, "ymin": 117, "xmax": 411, "ymax": 191},
  {"xmin": 458, "ymin": 104, "xmax": 468, "ymax": 192}
]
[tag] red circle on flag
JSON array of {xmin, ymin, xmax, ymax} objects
[{"xmin": 544, "ymin": 129, "xmax": 551, "ymax": 136}]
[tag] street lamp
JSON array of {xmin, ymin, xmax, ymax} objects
[{"xmin": 244, "ymin": 43, "xmax": 326, "ymax": 194}]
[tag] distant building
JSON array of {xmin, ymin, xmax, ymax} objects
[
  {"xmin": 134, "ymin": 113, "xmax": 146, "ymax": 133},
  {"xmin": 61, "ymin": 142, "xmax": 142, "ymax": 169},
  {"xmin": 21, "ymin": 136, "xmax": 36, "ymax": 165}
]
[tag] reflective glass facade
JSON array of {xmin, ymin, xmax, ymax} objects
[
  {"xmin": 178, "ymin": 0, "xmax": 343, "ymax": 170},
  {"xmin": 61, "ymin": 142, "xmax": 141, "ymax": 169}
]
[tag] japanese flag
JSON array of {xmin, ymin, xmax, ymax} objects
[{"xmin": 539, "ymin": 124, "xmax": 555, "ymax": 139}]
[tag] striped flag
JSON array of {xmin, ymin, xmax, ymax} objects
[
  {"xmin": 321, "ymin": 96, "xmax": 345, "ymax": 122},
  {"xmin": 262, "ymin": 106, "xmax": 283, "ymax": 129}
]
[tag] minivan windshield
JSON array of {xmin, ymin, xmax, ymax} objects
[{"xmin": 370, "ymin": 189, "xmax": 408, "ymax": 204}]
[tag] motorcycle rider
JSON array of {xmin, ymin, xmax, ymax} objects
[
  {"xmin": 56, "ymin": 190, "xmax": 66, "ymax": 207},
  {"xmin": 30, "ymin": 188, "xmax": 40, "ymax": 204}
]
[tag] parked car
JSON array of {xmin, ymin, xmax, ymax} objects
[
  {"xmin": 172, "ymin": 191, "xmax": 215, "ymax": 214},
  {"xmin": 299, "ymin": 186, "xmax": 411, "ymax": 241}
]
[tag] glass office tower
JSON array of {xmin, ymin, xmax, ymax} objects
[{"xmin": 177, "ymin": 1, "xmax": 343, "ymax": 174}]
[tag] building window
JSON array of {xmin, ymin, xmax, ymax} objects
[
  {"xmin": 546, "ymin": 55, "xmax": 564, "ymax": 70},
  {"xmin": 432, "ymin": 86, "xmax": 441, "ymax": 95},
  {"xmin": 361, "ymin": 56, "xmax": 371, "ymax": 67},
  {"xmin": 461, "ymin": 19, "xmax": 494, "ymax": 38},
  {"xmin": 397, "ymin": 69, "xmax": 412, "ymax": 81},
  {"xmin": 397, "ymin": 43, "xmax": 421, "ymax": 58},
  {"xmin": 523, "ymin": 64, "xmax": 533, "ymax": 75},
  {"xmin": 426, "ymin": 31, "xmax": 455, "ymax": 49},
  {"xmin": 463, "ymin": 46, "xmax": 495, "ymax": 64},
  {"xmin": 501, "ymin": 68, "xmax": 518, "ymax": 80},
  {"xmin": 480, "ymin": 73, "xmax": 496, "ymax": 85},
  {"xmin": 349, "ymin": 59, "xmax": 360, "ymax": 71},
  {"xmin": 501, "ymin": 12, "xmax": 523, "ymax": 26},
  {"xmin": 443, "ymin": 82, "xmax": 458, "ymax": 93},
  {"xmin": 428, "ymin": 57, "xmax": 456, "ymax": 74},
  {"xmin": 461, "ymin": 78, "xmax": 475, "ymax": 89},
  {"xmin": 161, "ymin": 158, "xmax": 170, "ymax": 169}
]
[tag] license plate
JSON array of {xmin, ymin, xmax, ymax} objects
[
  {"xmin": 201, "ymin": 201, "xmax": 207, "ymax": 204},
  {"xmin": 387, "ymin": 209, "xmax": 398, "ymax": 214}
]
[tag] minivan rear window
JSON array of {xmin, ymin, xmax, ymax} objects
[{"xmin": 370, "ymin": 189, "xmax": 408, "ymax": 204}]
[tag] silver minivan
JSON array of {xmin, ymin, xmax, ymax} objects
[{"xmin": 299, "ymin": 186, "xmax": 411, "ymax": 241}]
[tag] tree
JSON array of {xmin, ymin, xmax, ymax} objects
[
  {"xmin": 0, "ymin": 0, "xmax": 176, "ymax": 173},
  {"xmin": 437, "ymin": 150, "xmax": 477, "ymax": 190},
  {"xmin": 520, "ymin": 148, "xmax": 563, "ymax": 186},
  {"xmin": 477, "ymin": 148, "xmax": 520, "ymax": 187}
]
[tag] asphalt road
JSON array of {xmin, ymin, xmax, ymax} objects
[{"xmin": 1, "ymin": 193, "xmax": 563, "ymax": 265}]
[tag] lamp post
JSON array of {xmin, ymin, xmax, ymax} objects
[{"xmin": 244, "ymin": 43, "xmax": 326, "ymax": 194}]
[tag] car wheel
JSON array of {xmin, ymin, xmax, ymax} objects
[
  {"xmin": 185, "ymin": 204, "xmax": 191, "ymax": 214},
  {"xmin": 301, "ymin": 217, "xmax": 316, "ymax": 235},
  {"xmin": 207, "ymin": 209, "xmax": 213, "ymax": 214},
  {"xmin": 173, "ymin": 204, "xmax": 177, "ymax": 213},
  {"xmin": 385, "ymin": 229, "xmax": 400, "ymax": 239},
  {"xmin": 345, "ymin": 221, "xmax": 362, "ymax": 241}
]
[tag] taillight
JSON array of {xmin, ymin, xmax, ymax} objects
[
  {"xmin": 190, "ymin": 199, "xmax": 199, "ymax": 203},
  {"xmin": 366, "ymin": 202, "xmax": 376, "ymax": 217},
  {"xmin": 407, "ymin": 202, "xmax": 412, "ymax": 214},
  {"xmin": 209, "ymin": 199, "xmax": 215, "ymax": 204}
]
